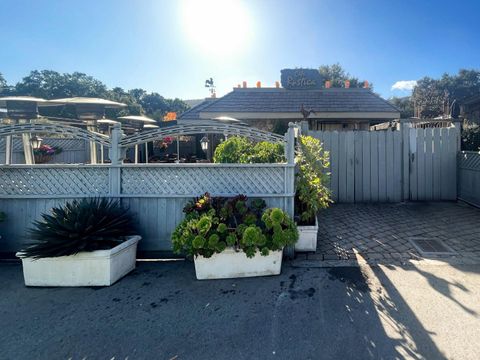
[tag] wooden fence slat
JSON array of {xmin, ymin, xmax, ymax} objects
[
  {"xmin": 432, "ymin": 128, "xmax": 442, "ymax": 200},
  {"xmin": 393, "ymin": 131, "xmax": 402, "ymax": 202},
  {"xmin": 362, "ymin": 131, "xmax": 371, "ymax": 201},
  {"xmin": 323, "ymin": 131, "xmax": 332, "ymax": 191},
  {"xmin": 330, "ymin": 132, "xmax": 340, "ymax": 202},
  {"xmin": 354, "ymin": 132, "xmax": 363, "ymax": 202},
  {"xmin": 385, "ymin": 130, "xmax": 394, "ymax": 202},
  {"xmin": 338, "ymin": 132, "xmax": 347, "ymax": 202},
  {"xmin": 425, "ymin": 128, "xmax": 433, "ymax": 201},
  {"xmin": 409, "ymin": 128, "xmax": 418, "ymax": 201},
  {"xmin": 378, "ymin": 131, "xmax": 387, "ymax": 202},
  {"xmin": 440, "ymin": 128, "xmax": 450, "ymax": 199},
  {"xmin": 417, "ymin": 129, "xmax": 426, "ymax": 200},
  {"xmin": 370, "ymin": 131, "xmax": 379, "ymax": 202},
  {"xmin": 346, "ymin": 131, "xmax": 355, "ymax": 203}
]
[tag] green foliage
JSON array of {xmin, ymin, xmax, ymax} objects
[
  {"xmin": 19, "ymin": 198, "xmax": 136, "ymax": 259},
  {"xmin": 213, "ymin": 136, "xmax": 285, "ymax": 164},
  {"xmin": 413, "ymin": 69, "xmax": 480, "ymax": 119},
  {"xmin": 318, "ymin": 63, "xmax": 371, "ymax": 89},
  {"xmin": 0, "ymin": 211, "xmax": 6, "ymax": 223},
  {"xmin": 295, "ymin": 136, "xmax": 332, "ymax": 225},
  {"xmin": 172, "ymin": 194, "xmax": 297, "ymax": 259},
  {"xmin": 462, "ymin": 123, "xmax": 480, "ymax": 151},
  {"xmin": 389, "ymin": 96, "xmax": 414, "ymax": 118}
]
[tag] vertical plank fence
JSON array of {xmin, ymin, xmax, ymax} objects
[{"xmin": 307, "ymin": 122, "xmax": 460, "ymax": 203}]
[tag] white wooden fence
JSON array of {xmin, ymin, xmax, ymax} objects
[
  {"xmin": 0, "ymin": 163, "xmax": 295, "ymax": 252},
  {"xmin": 458, "ymin": 151, "xmax": 480, "ymax": 207},
  {"xmin": 307, "ymin": 121, "xmax": 460, "ymax": 202}
]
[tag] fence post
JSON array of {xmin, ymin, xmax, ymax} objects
[
  {"xmin": 284, "ymin": 122, "xmax": 296, "ymax": 259},
  {"xmin": 400, "ymin": 119, "xmax": 412, "ymax": 201},
  {"xmin": 109, "ymin": 123, "xmax": 123, "ymax": 196}
]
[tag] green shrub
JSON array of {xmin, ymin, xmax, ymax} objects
[
  {"xmin": 172, "ymin": 193, "xmax": 298, "ymax": 258},
  {"xmin": 213, "ymin": 136, "xmax": 285, "ymax": 163},
  {"xmin": 18, "ymin": 198, "xmax": 136, "ymax": 259},
  {"xmin": 295, "ymin": 135, "xmax": 332, "ymax": 225}
]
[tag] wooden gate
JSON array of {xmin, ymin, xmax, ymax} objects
[{"xmin": 307, "ymin": 123, "xmax": 459, "ymax": 203}]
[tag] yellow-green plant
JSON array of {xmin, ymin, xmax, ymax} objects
[
  {"xmin": 172, "ymin": 194, "xmax": 298, "ymax": 258},
  {"xmin": 295, "ymin": 135, "xmax": 332, "ymax": 224},
  {"xmin": 213, "ymin": 136, "xmax": 285, "ymax": 163}
]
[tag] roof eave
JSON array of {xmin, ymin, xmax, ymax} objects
[{"xmin": 199, "ymin": 111, "xmax": 400, "ymax": 120}]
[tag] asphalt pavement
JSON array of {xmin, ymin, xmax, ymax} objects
[{"xmin": 1, "ymin": 260, "xmax": 479, "ymax": 360}]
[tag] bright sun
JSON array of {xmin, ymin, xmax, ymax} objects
[{"xmin": 180, "ymin": 0, "xmax": 253, "ymax": 59}]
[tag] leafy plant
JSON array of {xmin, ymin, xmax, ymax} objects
[
  {"xmin": 172, "ymin": 193, "xmax": 297, "ymax": 258},
  {"xmin": 0, "ymin": 212, "xmax": 5, "ymax": 223},
  {"xmin": 295, "ymin": 135, "xmax": 332, "ymax": 225},
  {"xmin": 18, "ymin": 198, "xmax": 136, "ymax": 259},
  {"xmin": 213, "ymin": 136, "xmax": 285, "ymax": 163}
]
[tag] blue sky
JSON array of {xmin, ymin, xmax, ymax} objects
[{"xmin": 1, "ymin": 0, "xmax": 479, "ymax": 100}]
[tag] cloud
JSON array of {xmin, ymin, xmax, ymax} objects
[{"xmin": 391, "ymin": 80, "xmax": 417, "ymax": 91}]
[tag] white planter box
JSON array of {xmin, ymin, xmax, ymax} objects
[
  {"xmin": 194, "ymin": 248, "xmax": 283, "ymax": 280},
  {"xmin": 16, "ymin": 236, "xmax": 141, "ymax": 287},
  {"xmin": 295, "ymin": 217, "xmax": 318, "ymax": 252}
]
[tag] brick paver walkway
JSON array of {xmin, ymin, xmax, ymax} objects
[{"xmin": 295, "ymin": 202, "xmax": 480, "ymax": 266}]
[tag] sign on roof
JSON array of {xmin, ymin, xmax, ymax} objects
[{"xmin": 280, "ymin": 68, "xmax": 324, "ymax": 90}]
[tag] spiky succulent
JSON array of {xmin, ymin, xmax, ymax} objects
[{"xmin": 19, "ymin": 198, "xmax": 136, "ymax": 259}]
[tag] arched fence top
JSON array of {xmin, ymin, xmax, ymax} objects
[
  {"xmin": 0, "ymin": 123, "xmax": 110, "ymax": 147},
  {"xmin": 119, "ymin": 124, "xmax": 285, "ymax": 147}
]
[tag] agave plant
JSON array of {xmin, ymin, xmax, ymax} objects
[{"xmin": 19, "ymin": 198, "xmax": 136, "ymax": 259}]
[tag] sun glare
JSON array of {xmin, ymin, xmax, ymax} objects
[{"xmin": 180, "ymin": 0, "xmax": 253, "ymax": 59}]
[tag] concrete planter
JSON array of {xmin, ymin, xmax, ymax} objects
[
  {"xmin": 194, "ymin": 248, "xmax": 283, "ymax": 280},
  {"xmin": 295, "ymin": 217, "xmax": 318, "ymax": 252},
  {"xmin": 17, "ymin": 235, "xmax": 141, "ymax": 287}
]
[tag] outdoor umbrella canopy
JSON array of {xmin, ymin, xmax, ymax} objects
[
  {"xmin": 117, "ymin": 115, "xmax": 156, "ymax": 123},
  {"xmin": 42, "ymin": 97, "xmax": 127, "ymax": 108}
]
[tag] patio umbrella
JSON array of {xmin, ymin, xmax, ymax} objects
[
  {"xmin": 0, "ymin": 96, "xmax": 52, "ymax": 165},
  {"xmin": 117, "ymin": 115, "xmax": 157, "ymax": 163},
  {"xmin": 45, "ymin": 97, "xmax": 127, "ymax": 164}
]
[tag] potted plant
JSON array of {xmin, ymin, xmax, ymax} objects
[
  {"xmin": 33, "ymin": 144, "xmax": 62, "ymax": 163},
  {"xmin": 16, "ymin": 198, "xmax": 141, "ymax": 287},
  {"xmin": 295, "ymin": 135, "xmax": 332, "ymax": 251},
  {"xmin": 172, "ymin": 193, "xmax": 298, "ymax": 280}
]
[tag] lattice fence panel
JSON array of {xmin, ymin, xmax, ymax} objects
[
  {"xmin": 459, "ymin": 151, "xmax": 480, "ymax": 170},
  {"xmin": 121, "ymin": 166, "xmax": 285, "ymax": 195},
  {"xmin": 0, "ymin": 167, "xmax": 109, "ymax": 196}
]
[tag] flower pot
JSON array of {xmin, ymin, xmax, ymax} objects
[
  {"xmin": 34, "ymin": 154, "xmax": 53, "ymax": 164},
  {"xmin": 16, "ymin": 236, "xmax": 141, "ymax": 287},
  {"xmin": 194, "ymin": 248, "xmax": 283, "ymax": 280},
  {"xmin": 295, "ymin": 217, "xmax": 318, "ymax": 252}
]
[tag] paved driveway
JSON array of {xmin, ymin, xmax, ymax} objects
[
  {"xmin": 296, "ymin": 202, "xmax": 480, "ymax": 266},
  {"xmin": 1, "ymin": 261, "xmax": 480, "ymax": 360}
]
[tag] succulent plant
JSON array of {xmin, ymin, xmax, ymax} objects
[
  {"xmin": 172, "ymin": 194, "xmax": 298, "ymax": 259},
  {"xmin": 19, "ymin": 198, "xmax": 136, "ymax": 259}
]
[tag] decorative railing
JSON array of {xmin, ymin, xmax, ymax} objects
[
  {"xmin": 120, "ymin": 164, "xmax": 289, "ymax": 197},
  {"xmin": 0, "ymin": 165, "xmax": 110, "ymax": 197},
  {"xmin": 458, "ymin": 151, "xmax": 480, "ymax": 207}
]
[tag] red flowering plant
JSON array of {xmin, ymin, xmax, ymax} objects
[
  {"xmin": 154, "ymin": 136, "xmax": 174, "ymax": 150},
  {"xmin": 33, "ymin": 144, "xmax": 62, "ymax": 163}
]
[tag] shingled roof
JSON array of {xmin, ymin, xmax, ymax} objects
[
  {"xmin": 198, "ymin": 88, "xmax": 399, "ymax": 119},
  {"xmin": 178, "ymin": 98, "xmax": 218, "ymax": 120}
]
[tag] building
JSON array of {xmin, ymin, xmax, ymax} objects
[{"xmin": 179, "ymin": 69, "xmax": 400, "ymax": 132}]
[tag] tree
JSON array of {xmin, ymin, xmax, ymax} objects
[
  {"xmin": 412, "ymin": 77, "xmax": 447, "ymax": 118},
  {"xmin": 5, "ymin": 69, "xmax": 189, "ymax": 120},
  {"xmin": 389, "ymin": 96, "xmax": 414, "ymax": 118},
  {"xmin": 0, "ymin": 72, "xmax": 6, "ymax": 89},
  {"xmin": 15, "ymin": 70, "xmax": 109, "ymax": 99},
  {"xmin": 318, "ymin": 63, "xmax": 369, "ymax": 88},
  {"xmin": 412, "ymin": 69, "xmax": 480, "ymax": 118}
]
